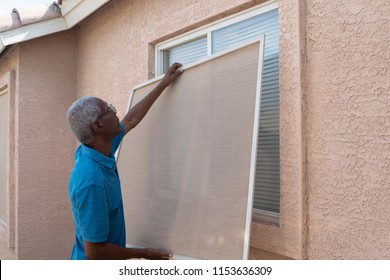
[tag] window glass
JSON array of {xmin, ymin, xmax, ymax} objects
[
  {"xmin": 164, "ymin": 36, "xmax": 208, "ymax": 72},
  {"xmin": 212, "ymin": 9, "xmax": 279, "ymax": 212},
  {"xmin": 212, "ymin": 9, "xmax": 279, "ymax": 58},
  {"xmin": 160, "ymin": 6, "xmax": 280, "ymax": 215}
]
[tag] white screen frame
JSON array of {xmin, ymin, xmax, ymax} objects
[{"xmin": 117, "ymin": 36, "xmax": 265, "ymax": 259}]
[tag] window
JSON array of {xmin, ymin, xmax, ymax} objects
[
  {"xmin": 156, "ymin": 1, "xmax": 279, "ymax": 223},
  {"xmin": 0, "ymin": 71, "xmax": 15, "ymax": 249},
  {"xmin": 0, "ymin": 83, "xmax": 9, "ymax": 228}
]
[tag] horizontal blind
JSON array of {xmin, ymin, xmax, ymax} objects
[
  {"xmin": 164, "ymin": 8, "xmax": 280, "ymax": 213},
  {"xmin": 212, "ymin": 9, "xmax": 279, "ymax": 58},
  {"xmin": 212, "ymin": 9, "xmax": 280, "ymax": 213},
  {"xmin": 255, "ymin": 53, "xmax": 279, "ymax": 213},
  {"xmin": 165, "ymin": 36, "xmax": 208, "ymax": 71}
]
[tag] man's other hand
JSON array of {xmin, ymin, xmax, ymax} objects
[{"xmin": 145, "ymin": 248, "xmax": 173, "ymax": 260}]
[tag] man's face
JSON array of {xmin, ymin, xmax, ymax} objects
[{"xmin": 95, "ymin": 99, "xmax": 122, "ymax": 138}]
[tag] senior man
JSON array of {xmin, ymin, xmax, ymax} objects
[{"xmin": 66, "ymin": 63, "xmax": 183, "ymax": 260}]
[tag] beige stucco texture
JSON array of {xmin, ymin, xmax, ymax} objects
[
  {"xmin": 305, "ymin": 0, "xmax": 390, "ymax": 259},
  {"xmin": 75, "ymin": 0, "xmax": 390, "ymax": 259},
  {"xmin": 0, "ymin": 31, "xmax": 78, "ymax": 259},
  {"xmin": 1, "ymin": 0, "xmax": 389, "ymax": 259},
  {"xmin": 76, "ymin": 0, "xmax": 299, "ymax": 260},
  {"xmin": 16, "ymin": 31, "xmax": 78, "ymax": 259},
  {"xmin": 77, "ymin": 0, "xmax": 271, "ymax": 114}
]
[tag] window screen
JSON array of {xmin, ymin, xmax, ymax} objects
[
  {"xmin": 118, "ymin": 40, "xmax": 264, "ymax": 259},
  {"xmin": 161, "ymin": 8, "xmax": 280, "ymax": 215}
]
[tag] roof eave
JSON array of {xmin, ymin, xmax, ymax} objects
[
  {"xmin": 62, "ymin": 0, "xmax": 110, "ymax": 28},
  {"xmin": 0, "ymin": 17, "xmax": 67, "ymax": 50},
  {"xmin": 0, "ymin": 0, "xmax": 111, "ymax": 55}
]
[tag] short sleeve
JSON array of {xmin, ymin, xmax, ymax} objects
[
  {"xmin": 76, "ymin": 185, "xmax": 110, "ymax": 242},
  {"xmin": 111, "ymin": 122, "xmax": 125, "ymax": 154}
]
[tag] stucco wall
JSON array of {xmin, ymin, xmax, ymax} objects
[
  {"xmin": 77, "ymin": 0, "xmax": 302, "ymax": 259},
  {"xmin": 77, "ymin": 0, "xmax": 272, "ymax": 112},
  {"xmin": 16, "ymin": 30, "xmax": 78, "ymax": 259},
  {"xmin": 75, "ymin": 0, "xmax": 390, "ymax": 259},
  {"xmin": 4, "ymin": 0, "xmax": 389, "ymax": 260},
  {"xmin": 305, "ymin": 0, "xmax": 390, "ymax": 259},
  {"xmin": 251, "ymin": 0, "xmax": 306, "ymax": 259}
]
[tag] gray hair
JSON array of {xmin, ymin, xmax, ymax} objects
[{"xmin": 66, "ymin": 96, "xmax": 102, "ymax": 144}]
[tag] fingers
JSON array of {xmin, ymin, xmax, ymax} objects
[
  {"xmin": 159, "ymin": 62, "xmax": 184, "ymax": 88},
  {"xmin": 158, "ymin": 249, "xmax": 173, "ymax": 260},
  {"xmin": 176, "ymin": 67, "xmax": 184, "ymax": 74},
  {"xmin": 169, "ymin": 62, "xmax": 184, "ymax": 75},
  {"xmin": 145, "ymin": 248, "xmax": 173, "ymax": 260},
  {"xmin": 171, "ymin": 62, "xmax": 183, "ymax": 69}
]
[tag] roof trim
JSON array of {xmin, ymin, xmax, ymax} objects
[
  {"xmin": 0, "ymin": 0, "xmax": 111, "ymax": 54},
  {"xmin": 63, "ymin": 0, "xmax": 110, "ymax": 29},
  {"xmin": 0, "ymin": 17, "xmax": 67, "ymax": 50}
]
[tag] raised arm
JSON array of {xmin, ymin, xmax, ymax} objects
[{"xmin": 121, "ymin": 62, "xmax": 183, "ymax": 135}]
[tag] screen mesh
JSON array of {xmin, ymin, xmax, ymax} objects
[{"xmin": 117, "ymin": 40, "xmax": 263, "ymax": 259}]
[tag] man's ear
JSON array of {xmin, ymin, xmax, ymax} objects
[{"xmin": 91, "ymin": 120, "xmax": 104, "ymax": 134}]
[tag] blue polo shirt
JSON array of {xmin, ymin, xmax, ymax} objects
[{"xmin": 68, "ymin": 123, "xmax": 125, "ymax": 260}]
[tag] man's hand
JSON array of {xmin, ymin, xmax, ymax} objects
[
  {"xmin": 159, "ymin": 62, "xmax": 184, "ymax": 88},
  {"xmin": 121, "ymin": 62, "xmax": 184, "ymax": 135},
  {"xmin": 83, "ymin": 240, "xmax": 173, "ymax": 260},
  {"xmin": 144, "ymin": 248, "xmax": 173, "ymax": 260}
]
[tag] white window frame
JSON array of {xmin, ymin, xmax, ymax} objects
[
  {"xmin": 0, "ymin": 71, "xmax": 15, "ymax": 249},
  {"xmin": 155, "ymin": 0, "xmax": 280, "ymax": 224},
  {"xmin": 155, "ymin": 0, "xmax": 278, "ymax": 75},
  {"xmin": 0, "ymin": 85, "xmax": 8, "ymax": 228}
]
